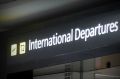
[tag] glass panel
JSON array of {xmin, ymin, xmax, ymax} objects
[
  {"xmin": 83, "ymin": 71, "xmax": 95, "ymax": 79},
  {"xmin": 95, "ymin": 66, "xmax": 120, "ymax": 79},
  {"xmin": 95, "ymin": 53, "xmax": 120, "ymax": 70},
  {"xmin": 33, "ymin": 73, "xmax": 65, "ymax": 79},
  {"xmin": 33, "ymin": 53, "xmax": 120, "ymax": 79},
  {"xmin": 83, "ymin": 58, "xmax": 95, "ymax": 72}
]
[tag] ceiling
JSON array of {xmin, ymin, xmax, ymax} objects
[{"xmin": 0, "ymin": 0, "xmax": 119, "ymax": 32}]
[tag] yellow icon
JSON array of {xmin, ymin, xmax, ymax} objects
[
  {"xmin": 11, "ymin": 44, "xmax": 17, "ymax": 56},
  {"xmin": 19, "ymin": 42, "xmax": 26, "ymax": 54}
]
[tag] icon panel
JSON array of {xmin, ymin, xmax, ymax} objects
[
  {"xmin": 11, "ymin": 44, "xmax": 17, "ymax": 56},
  {"xmin": 19, "ymin": 42, "xmax": 26, "ymax": 54}
]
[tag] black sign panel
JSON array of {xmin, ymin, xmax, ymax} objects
[{"xmin": 7, "ymin": 10, "xmax": 120, "ymax": 73}]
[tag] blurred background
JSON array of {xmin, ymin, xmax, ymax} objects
[{"xmin": 0, "ymin": 0, "xmax": 120, "ymax": 79}]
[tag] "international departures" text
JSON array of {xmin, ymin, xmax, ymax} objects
[{"xmin": 29, "ymin": 21, "xmax": 119, "ymax": 51}]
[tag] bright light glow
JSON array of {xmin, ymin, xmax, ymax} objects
[{"xmin": 0, "ymin": 0, "xmax": 80, "ymax": 22}]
